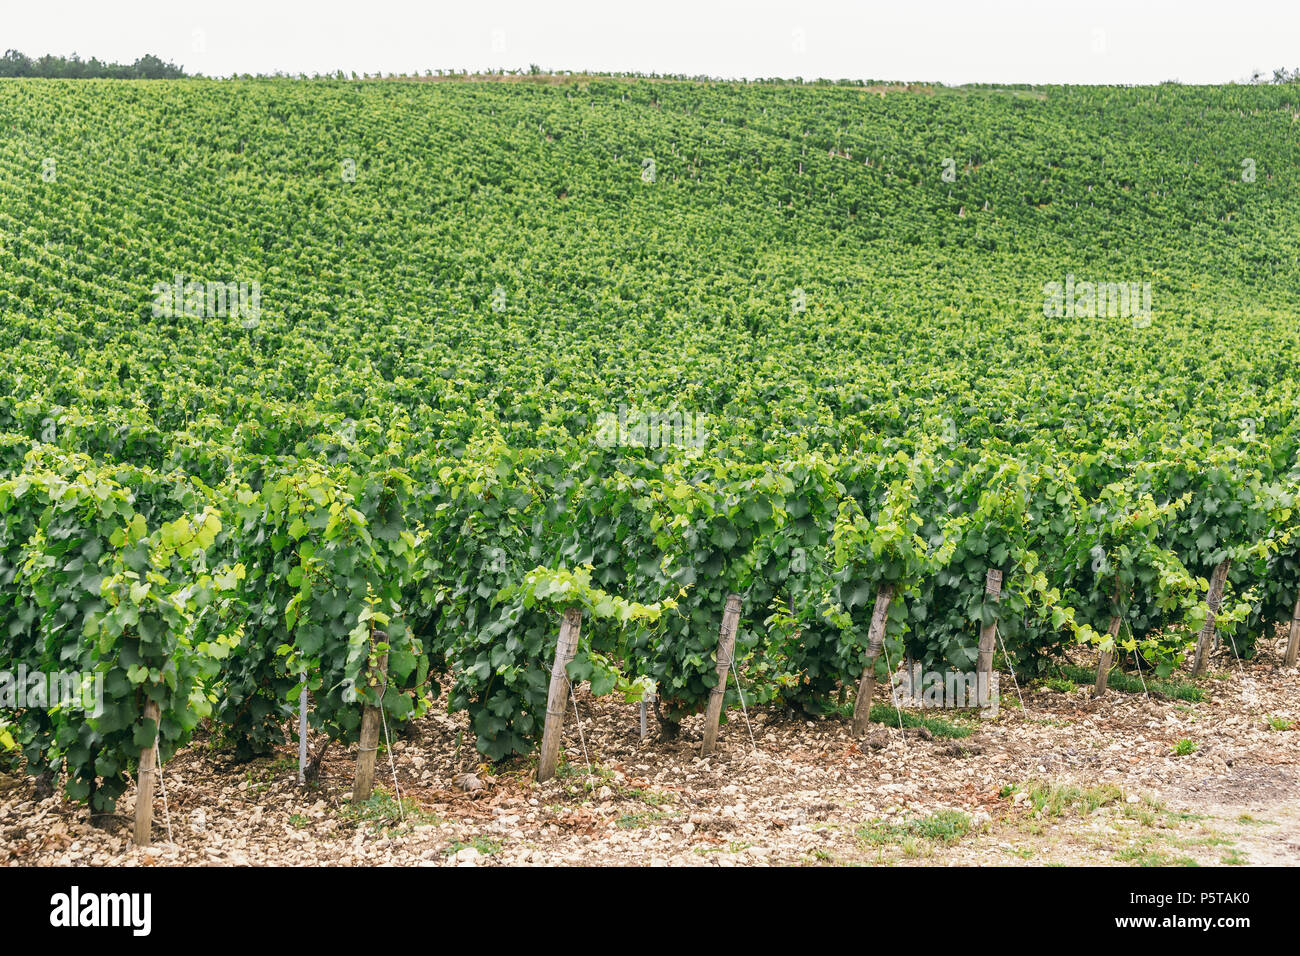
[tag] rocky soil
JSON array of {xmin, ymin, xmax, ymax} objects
[{"xmin": 3, "ymin": 639, "xmax": 1297, "ymax": 867}]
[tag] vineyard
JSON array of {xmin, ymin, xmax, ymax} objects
[{"xmin": 2, "ymin": 77, "xmax": 1300, "ymax": 860}]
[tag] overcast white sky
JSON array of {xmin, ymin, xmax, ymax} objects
[{"xmin": 3, "ymin": 0, "xmax": 1298, "ymax": 84}]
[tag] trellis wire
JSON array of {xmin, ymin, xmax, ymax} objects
[
  {"xmin": 564, "ymin": 675, "xmax": 593, "ymax": 777},
  {"xmin": 727, "ymin": 654, "xmax": 759, "ymax": 753},
  {"xmin": 994, "ymin": 622, "xmax": 1027, "ymax": 712}
]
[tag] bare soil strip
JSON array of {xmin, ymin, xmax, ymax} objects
[{"xmin": 3, "ymin": 644, "xmax": 1296, "ymax": 867}]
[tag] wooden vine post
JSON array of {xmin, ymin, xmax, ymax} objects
[
  {"xmin": 975, "ymin": 569, "xmax": 1002, "ymax": 705},
  {"xmin": 1093, "ymin": 615, "xmax": 1122, "ymax": 698},
  {"xmin": 639, "ymin": 688, "xmax": 654, "ymax": 742},
  {"xmin": 852, "ymin": 583, "xmax": 895, "ymax": 735},
  {"xmin": 297, "ymin": 681, "xmax": 309, "ymax": 787},
  {"xmin": 700, "ymin": 593, "xmax": 742, "ymax": 756},
  {"xmin": 537, "ymin": 607, "xmax": 582, "ymax": 783},
  {"xmin": 1192, "ymin": 560, "xmax": 1231, "ymax": 677},
  {"xmin": 1286, "ymin": 589, "xmax": 1300, "ymax": 668},
  {"xmin": 351, "ymin": 637, "xmax": 389, "ymax": 803},
  {"xmin": 133, "ymin": 697, "xmax": 160, "ymax": 847}
]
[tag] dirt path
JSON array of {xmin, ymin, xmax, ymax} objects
[{"xmin": 3, "ymin": 642, "xmax": 1297, "ymax": 867}]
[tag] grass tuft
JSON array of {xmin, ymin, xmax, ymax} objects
[
  {"xmin": 1057, "ymin": 663, "xmax": 1204, "ymax": 702},
  {"xmin": 866, "ymin": 705, "xmax": 973, "ymax": 738},
  {"xmin": 857, "ymin": 809, "xmax": 972, "ymax": 845}
]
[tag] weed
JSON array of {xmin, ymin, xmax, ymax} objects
[
  {"xmin": 447, "ymin": 835, "xmax": 503, "ymax": 856},
  {"xmin": 1057, "ymin": 664, "xmax": 1204, "ymax": 702},
  {"xmin": 1021, "ymin": 781, "xmax": 1123, "ymax": 818},
  {"xmin": 341, "ymin": 788, "xmax": 437, "ymax": 832},
  {"xmin": 865, "ymin": 705, "xmax": 973, "ymax": 739},
  {"xmin": 858, "ymin": 809, "xmax": 972, "ymax": 845}
]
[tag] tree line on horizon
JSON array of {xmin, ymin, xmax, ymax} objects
[
  {"xmin": 2, "ymin": 47, "xmax": 1299, "ymax": 85},
  {"xmin": 0, "ymin": 49, "xmax": 186, "ymax": 79}
]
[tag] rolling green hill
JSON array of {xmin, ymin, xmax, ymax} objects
[{"xmin": 2, "ymin": 77, "xmax": 1299, "ymax": 798}]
